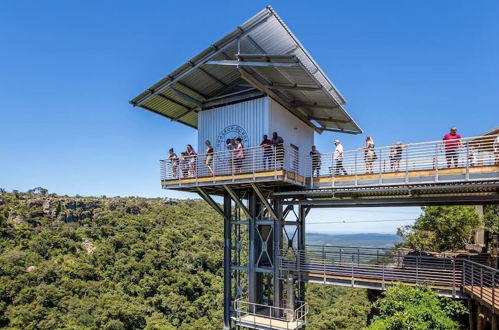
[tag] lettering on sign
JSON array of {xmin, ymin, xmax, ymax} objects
[{"xmin": 215, "ymin": 125, "xmax": 249, "ymax": 150}]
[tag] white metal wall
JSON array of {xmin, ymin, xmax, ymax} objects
[
  {"xmin": 268, "ymin": 98, "xmax": 314, "ymax": 154},
  {"xmin": 198, "ymin": 97, "xmax": 268, "ymax": 152}
]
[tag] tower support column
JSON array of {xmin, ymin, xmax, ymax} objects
[{"xmin": 223, "ymin": 193, "xmax": 232, "ymax": 330}]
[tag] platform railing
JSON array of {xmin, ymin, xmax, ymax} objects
[
  {"xmin": 160, "ymin": 144, "xmax": 308, "ymax": 185},
  {"xmin": 160, "ymin": 134, "xmax": 498, "ymax": 187},
  {"xmin": 463, "ymin": 260, "xmax": 499, "ymax": 311},
  {"xmin": 233, "ymin": 298, "xmax": 308, "ymax": 330},
  {"xmin": 308, "ymin": 134, "xmax": 498, "ymax": 187},
  {"xmin": 280, "ymin": 248, "xmax": 466, "ymax": 296}
]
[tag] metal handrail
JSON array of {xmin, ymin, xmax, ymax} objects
[
  {"xmin": 281, "ymin": 247, "xmax": 499, "ymax": 305},
  {"xmin": 160, "ymin": 134, "xmax": 499, "ymax": 187},
  {"xmin": 233, "ymin": 298, "xmax": 308, "ymax": 329}
]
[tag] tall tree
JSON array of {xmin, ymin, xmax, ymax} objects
[
  {"xmin": 368, "ymin": 284, "xmax": 467, "ymax": 330},
  {"xmin": 397, "ymin": 206, "xmax": 481, "ymax": 251}
]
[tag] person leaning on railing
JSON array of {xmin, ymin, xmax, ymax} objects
[
  {"xmin": 442, "ymin": 127, "xmax": 462, "ymax": 168},
  {"xmin": 260, "ymin": 134, "xmax": 272, "ymax": 171},
  {"xmin": 271, "ymin": 132, "xmax": 284, "ymax": 170},
  {"xmin": 168, "ymin": 148, "xmax": 179, "ymax": 179}
]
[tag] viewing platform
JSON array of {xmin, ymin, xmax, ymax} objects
[{"xmin": 160, "ymin": 134, "xmax": 499, "ymax": 195}]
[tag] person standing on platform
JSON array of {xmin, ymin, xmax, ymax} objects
[
  {"xmin": 333, "ymin": 140, "xmax": 347, "ymax": 175},
  {"xmin": 234, "ymin": 138, "xmax": 245, "ymax": 174},
  {"xmin": 226, "ymin": 138, "xmax": 236, "ymax": 174},
  {"xmin": 310, "ymin": 145, "xmax": 321, "ymax": 177},
  {"xmin": 393, "ymin": 141, "xmax": 403, "ymax": 172},
  {"xmin": 272, "ymin": 132, "xmax": 284, "ymax": 169},
  {"xmin": 186, "ymin": 144, "xmax": 197, "ymax": 177},
  {"xmin": 442, "ymin": 127, "xmax": 462, "ymax": 168},
  {"xmin": 205, "ymin": 140, "xmax": 214, "ymax": 176},
  {"xmin": 363, "ymin": 136, "xmax": 375, "ymax": 174},
  {"xmin": 168, "ymin": 148, "xmax": 178, "ymax": 179},
  {"xmin": 260, "ymin": 134, "xmax": 272, "ymax": 170}
]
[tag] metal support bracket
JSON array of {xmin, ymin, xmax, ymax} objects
[
  {"xmin": 197, "ymin": 187, "xmax": 224, "ymax": 217},
  {"xmin": 250, "ymin": 183, "xmax": 278, "ymax": 220},
  {"xmin": 223, "ymin": 184, "xmax": 251, "ymax": 218}
]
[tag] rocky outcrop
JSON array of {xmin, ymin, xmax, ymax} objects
[
  {"xmin": 8, "ymin": 214, "xmax": 26, "ymax": 224},
  {"xmin": 81, "ymin": 239, "xmax": 95, "ymax": 254}
]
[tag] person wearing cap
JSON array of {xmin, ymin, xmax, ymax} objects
[
  {"xmin": 442, "ymin": 127, "xmax": 462, "ymax": 168},
  {"xmin": 333, "ymin": 140, "xmax": 347, "ymax": 175}
]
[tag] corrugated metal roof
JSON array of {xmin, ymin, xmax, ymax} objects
[{"xmin": 130, "ymin": 6, "xmax": 362, "ymax": 134}]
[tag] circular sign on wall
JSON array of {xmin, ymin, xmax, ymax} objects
[{"xmin": 215, "ymin": 125, "xmax": 250, "ymax": 150}]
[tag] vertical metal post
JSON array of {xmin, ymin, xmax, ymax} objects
[
  {"xmin": 248, "ymin": 190, "xmax": 256, "ymax": 304},
  {"xmin": 273, "ymin": 198, "xmax": 283, "ymax": 310},
  {"xmin": 466, "ymin": 141, "xmax": 470, "ymax": 180},
  {"xmin": 354, "ymin": 150, "xmax": 358, "ymax": 186},
  {"xmin": 223, "ymin": 193, "xmax": 232, "ymax": 330},
  {"xmin": 298, "ymin": 204, "xmax": 306, "ymax": 302},
  {"xmin": 452, "ymin": 259, "xmax": 456, "ymax": 297},
  {"xmin": 405, "ymin": 145, "xmax": 409, "ymax": 183},
  {"xmin": 434, "ymin": 144, "xmax": 439, "ymax": 182}
]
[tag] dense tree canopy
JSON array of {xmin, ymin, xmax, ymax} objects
[
  {"xmin": 0, "ymin": 191, "xmax": 376, "ymax": 329},
  {"xmin": 368, "ymin": 284, "xmax": 467, "ymax": 330},
  {"xmin": 397, "ymin": 206, "xmax": 481, "ymax": 251}
]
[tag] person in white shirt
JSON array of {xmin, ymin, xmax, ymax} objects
[
  {"xmin": 494, "ymin": 135, "xmax": 499, "ymax": 165},
  {"xmin": 333, "ymin": 140, "xmax": 347, "ymax": 175}
]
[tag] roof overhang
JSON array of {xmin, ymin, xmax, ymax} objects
[{"xmin": 130, "ymin": 6, "xmax": 362, "ymax": 134}]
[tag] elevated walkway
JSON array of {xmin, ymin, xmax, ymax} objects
[
  {"xmin": 160, "ymin": 135, "xmax": 499, "ymax": 198},
  {"xmin": 281, "ymin": 246, "xmax": 499, "ymax": 312}
]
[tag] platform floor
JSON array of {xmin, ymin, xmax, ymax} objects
[
  {"xmin": 464, "ymin": 285, "xmax": 499, "ymax": 311},
  {"xmin": 233, "ymin": 314, "xmax": 303, "ymax": 330}
]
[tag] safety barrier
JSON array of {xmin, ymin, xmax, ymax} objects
[
  {"xmin": 232, "ymin": 298, "xmax": 308, "ymax": 330},
  {"xmin": 160, "ymin": 134, "xmax": 499, "ymax": 188}
]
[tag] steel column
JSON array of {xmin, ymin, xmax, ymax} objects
[
  {"xmin": 248, "ymin": 190, "xmax": 257, "ymax": 303},
  {"xmin": 298, "ymin": 204, "xmax": 306, "ymax": 302},
  {"xmin": 273, "ymin": 198, "xmax": 283, "ymax": 308},
  {"xmin": 223, "ymin": 193, "xmax": 232, "ymax": 330}
]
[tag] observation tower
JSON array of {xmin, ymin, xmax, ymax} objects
[{"xmin": 131, "ymin": 7, "xmax": 499, "ymax": 329}]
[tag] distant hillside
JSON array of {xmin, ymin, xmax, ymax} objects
[{"xmin": 306, "ymin": 233, "xmax": 402, "ymax": 248}]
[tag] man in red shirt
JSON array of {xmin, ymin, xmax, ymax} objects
[{"xmin": 442, "ymin": 127, "xmax": 462, "ymax": 168}]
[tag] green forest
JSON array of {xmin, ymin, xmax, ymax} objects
[{"xmin": 0, "ymin": 190, "xmax": 494, "ymax": 329}]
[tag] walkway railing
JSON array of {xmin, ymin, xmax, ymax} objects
[
  {"xmin": 281, "ymin": 246, "xmax": 499, "ymax": 307},
  {"xmin": 463, "ymin": 260, "xmax": 499, "ymax": 311},
  {"xmin": 160, "ymin": 144, "xmax": 307, "ymax": 184},
  {"xmin": 160, "ymin": 134, "xmax": 498, "ymax": 188},
  {"xmin": 310, "ymin": 134, "xmax": 498, "ymax": 187},
  {"xmin": 233, "ymin": 298, "xmax": 308, "ymax": 330}
]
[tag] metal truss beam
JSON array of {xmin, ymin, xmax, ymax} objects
[
  {"xmin": 171, "ymin": 88, "xmax": 204, "ymax": 108},
  {"xmin": 207, "ymin": 60, "xmax": 299, "ymax": 68},
  {"xmin": 197, "ymin": 187, "xmax": 224, "ymax": 217},
  {"xmin": 294, "ymin": 195, "xmax": 499, "ymax": 208},
  {"xmin": 250, "ymin": 183, "xmax": 278, "ymax": 220},
  {"xmin": 223, "ymin": 185, "xmax": 250, "ymax": 218},
  {"xmin": 238, "ymin": 68, "xmax": 322, "ymax": 133}
]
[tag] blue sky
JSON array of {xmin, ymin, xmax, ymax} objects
[{"xmin": 1, "ymin": 1, "xmax": 497, "ymax": 233}]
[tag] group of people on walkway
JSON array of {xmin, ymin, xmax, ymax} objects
[
  {"xmin": 309, "ymin": 137, "xmax": 404, "ymax": 177},
  {"xmin": 167, "ymin": 126, "xmax": 499, "ymax": 179},
  {"xmin": 167, "ymin": 132, "xmax": 286, "ymax": 178}
]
